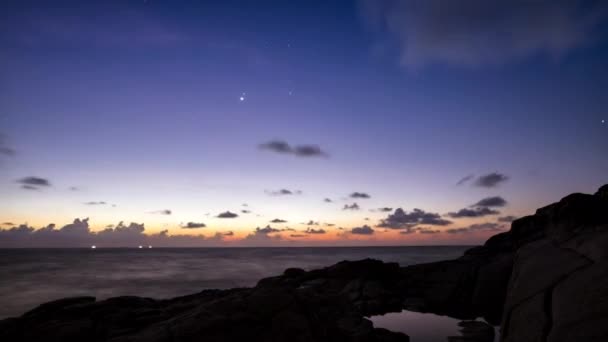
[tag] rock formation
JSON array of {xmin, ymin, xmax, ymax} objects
[{"xmin": 1, "ymin": 185, "xmax": 606, "ymax": 342}]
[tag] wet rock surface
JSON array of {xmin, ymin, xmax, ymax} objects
[{"xmin": 1, "ymin": 185, "xmax": 607, "ymax": 342}]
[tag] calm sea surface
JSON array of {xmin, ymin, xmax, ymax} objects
[{"xmin": 0, "ymin": 246, "xmax": 468, "ymax": 320}]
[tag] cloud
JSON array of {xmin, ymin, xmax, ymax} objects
[
  {"xmin": 303, "ymin": 220, "xmax": 319, "ymax": 226},
  {"xmin": 474, "ymin": 196, "xmax": 508, "ymax": 207},
  {"xmin": 475, "ymin": 173, "xmax": 509, "ymax": 188},
  {"xmin": 255, "ymin": 225, "xmax": 282, "ymax": 234},
  {"xmin": 378, "ymin": 208, "xmax": 451, "ymax": 229},
  {"xmin": 149, "ymin": 209, "xmax": 172, "ymax": 215},
  {"xmin": 305, "ymin": 228, "xmax": 326, "ymax": 234},
  {"xmin": 0, "ymin": 219, "xmax": 232, "ymax": 247},
  {"xmin": 325, "ymin": 223, "xmax": 336, "ymax": 227},
  {"xmin": 324, "ymin": 198, "xmax": 333, "ymax": 203},
  {"xmin": 0, "ymin": 134, "xmax": 15, "ymax": 157},
  {"xmin": 360, "ymin": 0, "xmax": 608, "ymax": 68},
  {"xmin": 265, "ymin": 189, "xmax": 302, "ymax": 196},
  {"xmin": 416, "ymin": 227, "xmax": 441, "ymax": 234},
  {"xmin": 373, "ymin": 207, "xmax": 393, "ymax": 212},
  {"xmin": 343, "ymin": 203, "xmax": 360, "ymax": 211},
  {"xmin": 241, "ymin": 210, "xmax": 251, "ymax": 214},
  {"xmin": 223, "ymin": 231, "xmax": 234, "ymax": 236},
  {"xmin": 69, "ymin": 186, "xmax": 80, "ymax": 191},
  {"xmin": 2, "ymin": 222, "xmax": 15, "ymax": 226},
  {"xmin": 351, "ymin": 225, "xmax": 375, "ymax": 235},
  {"xmin": 181, "ymin": 222, "xmax": 206, "ymax": 229},
  {"xmin": 456, "ymin": 174, "xmax": 474, "ymax": 186},
  {"xmin": 270, "ymin": 218, "xmax": 287, "ymax": 223},
  {"xmin": 290, "ymin": 234, "xmax": 307, "ymax": 238},
  {"xmin": 217, "ymin": 211, "xmax": 238, "ymax": 218},
  {"xmin": 498, "ymin": 215, "xmax": 518, "ymax": 223},
  {"xmin": 350, "ymin": 192, "xmax": 371, "ymax": 199},
  {"xmin": 16, "ymin": 177, "xmax": 51, "ymax": 190},
  {"xmin": 84, "ymin": 201, "xmax": 106, "ymax": 206},
  {"xmin": 446, "ymin": 222, "xmax": 506, "ymax": 234},
  {"xmin": 259, "ymin": 140, "xmax": 328, "ymax": 157},
  {"xmin": 447, "ymin": 207, "xmax": 500, "ymax": 218},
  {"xmin": 242, "ymin": 203, "xmax": 248, "ymax": 207}
]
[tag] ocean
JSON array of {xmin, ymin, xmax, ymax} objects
[{"xmin": 0, "ymin": 246, "xmax": 469, "ymax": 319}]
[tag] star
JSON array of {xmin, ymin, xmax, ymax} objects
[
  {"xmin": 602, "ymin": 119, "xmax": 605, "ymax": 124},
  {"xmin": 239, "ymin": 96, "xmax": 245, "ymax": 101}
]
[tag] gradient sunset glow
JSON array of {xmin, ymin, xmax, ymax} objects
[{"xmin": 1, "ymin": 0, "xmax": 607, "ymax": 247}]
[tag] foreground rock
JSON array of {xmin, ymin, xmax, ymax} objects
[{"xmin": 0, "ymin": 185, "xmax": 606, "ymax": 342}]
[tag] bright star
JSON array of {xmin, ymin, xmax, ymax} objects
[{"xmin": 239, "ymin": 96, "xmax": 245, "ymax": 101}]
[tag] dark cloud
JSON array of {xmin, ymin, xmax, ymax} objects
[
  {"xmin": 266, "ymin": 189, "xmax": 302, "ymax": 196},
  {"xmin": 350, "ymin": 192, "xmax": 371, "ymax": 199},
  {"xmin": 378, "ymin": 208, "xmax": 452, "ymax": 229},
  {"xmin": 324, "ymin": 198, "xmax": 333, "ymax": 203},
  {"xmin": 374, "ymin": 207, "xmax": 393, "ymax": 212},
  {"xmin": 259, "ymin": 140, "xmax": 328, "ymax": 157},
  {"xmin": 293, "ymin": 145, "xmax": 326, "ymax": 157},
  {"xmin": 255, "ymin": 225, "xmax": 281, "ymax": 234},
  {"xmin": 475, "ymin": 173, "xmax": 509, "ymax": 188},
  {"xmin": 84, "ymin": 201, "xmax": 106, "ymax": 206},
  {"xmin": 474, "ymin": 196, "xmax": 508, "ymax": 207},
  {"xmin": 259, "ymin": 140, "xmax": 292, "ymax": 154},
  {"xmin": 0, "ymin": 219, "xmax": 231, "ymax": 247},
  {"xmin": 416, "ymin": 227, "xmax": 441, "ymax": 234},
  {"xmin": 498, "ymin": 215, "xmax": 518, "ymax": 223},
  {"xmin": 305, "ymin": 228, "xmax": 326, "ymax": 234},
  {"xmin": 447, "ymin": 207, "xmax": 500, "ymax": 218},
  {"xmin": 343, "ymin": 203, "xmax": 360, "ymax": 211},
  {"xmin": 149, "ymin": 209, "xmax": 172, "ymax": 215},
  {"xmin": 181, "ymin": 222, "xmax": 206, "ymax": 229},
  {"xmin": 223, "ymin": 231, "xmax": 234, "ymax": 236},
  {"xmin": 16, "ymin": 177, "xmax": 51, "ymax": 190},
  {"xmin": 360, "ymin": 0, "xmax": 608, "ymax": 68},
  {"xmin": 456, "ymin": 174, "xmax": 474, "ymax": 186},
  {"xmin": 351, "ymin": 225, "xmax": 375, "ymax": 235},
  {"xmin": 303, "ymin": 220, "xmax": 319, "ymax": 226},
  {"xmin": 290, "ymin": 234, "xmax": 307, "ymax": 238},
  {"xmin": 241, "ymin": 210, "xmax": 251, "ymax": 214},
  {"xmin": 217, "ymin": 211, "xmax": 238, "ymax": 218},
  {"xmin": 446, "ymin": 222, "xmax": 506, "ymax": 234},
  {"xmin": 2, "ymin": 222, "xmax": 15, "ymax": 226},
  {"xmin": 270, "ymin": 218, "xmax": 287, "ymax": 223},
  {"xmin": 325, "ymin": 223, "xmax": 336, "ymax": 227}
]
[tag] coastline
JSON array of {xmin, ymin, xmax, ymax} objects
[{"xmin": 1, "ymin": 184, "xmax": 606, "ymax": 342}]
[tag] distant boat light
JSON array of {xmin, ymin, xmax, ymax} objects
[
  {"xmin": 138, "ymin": 245, "xmax": 143, "ymax": 249},
  {"xmin": 91, "ymin": 245, "xmax": 96, "ymax": 249},
  {"xmin": 148, "ymin": 245, "xmax": 152, "ymax": 249}
]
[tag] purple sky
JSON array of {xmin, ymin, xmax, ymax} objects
[{"xmin": 1, "ymin": 0, "xmax": 607, "ymax": 247}]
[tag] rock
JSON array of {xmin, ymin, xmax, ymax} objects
[
  {"xmin": 447, "ymin": 320, "xmax": 495, "ymax": 342},
  {"xmin": 1, "ymin": 184, "xmax": 607, "ymax": 342}
]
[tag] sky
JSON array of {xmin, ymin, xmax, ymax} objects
[{"xmin": 1, "ymin": 0, "xmax": 607, "ymax": 247}]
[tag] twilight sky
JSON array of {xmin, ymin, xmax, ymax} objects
[{"xmin": 1, "ymin": 0, "xmax": 607, "ymax": 247}]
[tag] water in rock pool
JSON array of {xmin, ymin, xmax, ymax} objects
[
  {"xmin": 0, "ymin": 246, "xmax": 468, "ymax": 319},
  {"xmin": 370, "ymin": 310, "xmax": 499, "ymax": 342}
]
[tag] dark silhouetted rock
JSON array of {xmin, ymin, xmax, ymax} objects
[{"xmin": 1, "ymin": 184, "xmax": 607, "ymax": 342}]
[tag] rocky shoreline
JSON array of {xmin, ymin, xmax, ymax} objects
[{"xmin": 1, "ymin": 185, "xmax": 606, "ymax": 342}]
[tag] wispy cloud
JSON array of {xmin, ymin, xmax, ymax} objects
[{"xmin": 360, "ymin": 0, "xmax": 608, "ymax": 68}]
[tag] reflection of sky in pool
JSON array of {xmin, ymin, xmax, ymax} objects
[{"xmin": 369, "ymin": 310, "xmax": 499, "ymax": 342}]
